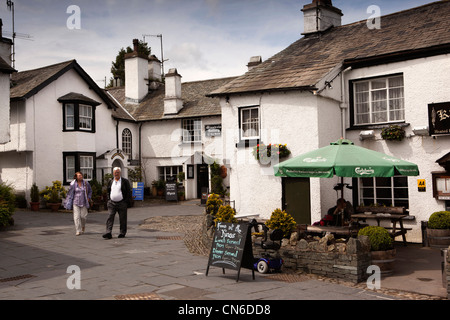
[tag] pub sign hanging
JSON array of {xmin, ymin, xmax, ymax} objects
[{"xmin": 429, "ymin": 102, "xmax": 450, "ymax": 136}]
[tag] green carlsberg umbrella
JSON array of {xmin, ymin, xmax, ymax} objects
[{"xmin": 274, "ymin": 139, "xmax": 419, "ymax": 178}]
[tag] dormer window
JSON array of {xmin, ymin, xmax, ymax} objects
[{"xmin": 58, "ymin": 92, "xmax": 100, "ymax": 133}]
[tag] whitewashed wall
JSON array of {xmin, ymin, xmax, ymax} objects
[
  {"xmin": 0, "ymin": 68, "xmax": 118, "ymax": 196},
  {"xmin": 140, "ymin": 115, "xmax": 222, "ymax": 199},
  {"xmin": 0, "ymin": 73, "xmax": 10, "ymax": 144},
  {"xmin": 221, "ymin": 91, "xmax": 342, "ymax": 220},
  {"xmin": 345, "ymin": 54, "xmax": 450, "ymax": 242}
]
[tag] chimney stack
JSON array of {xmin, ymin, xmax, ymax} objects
[
  {"xmin": 164, "ymin": 68, "xmax": 183, "ymax": 115},
  {"xmin": 301, "ymin": 0, "xmax": 343, "ymax": 35},
  {"xmin": 124, "ymin": 38, "xmax": 150, "ymax": 103},
  {"xmin": 247, "ymin": 56, "xmax": 262, "ymax": 71}
]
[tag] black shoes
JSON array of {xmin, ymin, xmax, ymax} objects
[
  {"xmin": 102, "ymin": 233, "xmax": 125, "ymax": 239},
  {"xmin": 102, "ymin": 233, "xmax": 112, "ymax": 239}
]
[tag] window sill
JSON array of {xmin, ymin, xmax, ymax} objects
[
  {"xmin": 179, "ymin": 142, "xmax": 203, "ymax": 146},
  {"xmin": 347, "ymin": 122, "xmax": 410, "ymax": 131},
  {"xmin": 236, "ymin": 139, "xmax": 260, "ymax": 149}
]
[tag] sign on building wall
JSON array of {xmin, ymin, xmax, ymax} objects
[
  {"xmin": 429, "ymin": 102, "xmax": 450, "ymax": 136},
  {"xmin": 205, "ymin": 124, "xmax": 222, "ymax": 137},
  {"xmin": 132, "ymin": 182, "xmax": 144, "ymax": 201}
]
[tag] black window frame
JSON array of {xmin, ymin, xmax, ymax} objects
[
  {"xmin": 236, "ymin": 105, "xmax": 260, "ymax": 148},
  {"xmin": 349, "ymin": 73, "xmax": 405, "ymax": 129},
  {"xmin": 63, "ymin": 152, "xmax": 97, "ymax": 185},
  {"xmin": 62, "ymin": 102, "xmax": 97, "ymax": 133}
]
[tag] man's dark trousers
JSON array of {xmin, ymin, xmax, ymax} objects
[{"xmin": 106, "ymin": 200, "xmax": 128, "ymax": 236}]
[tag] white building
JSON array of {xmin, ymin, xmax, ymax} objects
[
  {"xmin": 0, "ymin": 59, "xmax": 121, "ymax": 196},
  {"xmin": 210, "ymin": 0, "xmax": 450, "ymax": 243},
  {"xmin": 108, "ymin": 39, "xmax": 235, "ymax": 199},
  {"xmin": 0, "ymin": 19, "xmax": 15, "ymax": 144}
]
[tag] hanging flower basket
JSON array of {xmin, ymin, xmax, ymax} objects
[
  {"xmin": 252, "ymin": 144, "xmax": 291, "ymax": 164},
  {"xmin": 381, "ymin": 125, "xmax": 406, "ymax": 141}
]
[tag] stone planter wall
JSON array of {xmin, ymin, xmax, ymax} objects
[{"xmin": 253, "ymin": 234, "xmax": 372, "ymax": 284}]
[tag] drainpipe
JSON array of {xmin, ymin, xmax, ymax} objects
[
  {"xmin": 340, "ymin": 67, "xmax": 352, "ymax": 139},
  {"xmin": 139, "ymin": 122, "xmax": 143, "ymax": 167},
  {"xmin": 115, "ymin": 120, "xmax": 119, "ymax": 149}
]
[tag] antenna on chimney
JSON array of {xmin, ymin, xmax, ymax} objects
[{"xmin": 143, "ymin": 34, "xmax": 168, "ymax": 78}]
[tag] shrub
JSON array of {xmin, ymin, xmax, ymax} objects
[
  {"xmin": 0, "ymin": 183, "xmax": 16, "ymax": 227},
  {"xmin": 40, "ymin": 181, "xmax": 67, "ymax": 203},
  {"xmin": 428, "ymin": 211, "xmax": 450, "ymax": 230},
  {"xmin": 265, "ymin": 208, "xmax": 297, "ymax": 238},
  {"xmin": 30, "ymin": 183, "xmax": 40, "ymax": 203},
  {"xmin": 214, "ymin": 205, "xmax": 237, "ymax": 225},
  {"xmin": 206, "ymin": 193, "xmax": 223, "ymax": 216},
  {"xmin": 358, "ymin": 226, "xmax": 393, "ymax": 251}
]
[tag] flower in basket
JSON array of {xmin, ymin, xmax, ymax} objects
[
  {"xmin": 40, "ymin": 180, "xmax": 67, "ymax": 203},
  {"xmin": 381, "ymin": 125, "xmax": 406, "ymax": 141},
  {"xmin": 252, "ymin": 144, "xmax": 291, "ymax": 163}
]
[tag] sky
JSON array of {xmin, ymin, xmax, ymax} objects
[{"xmin": 0, "ymin": 0, "xmax": 438, "ymax": 85}]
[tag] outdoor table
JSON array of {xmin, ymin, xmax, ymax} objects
[
  {"xmin": 306, "ymin": 225, "xmax": 357, "ymax": 238},
  {"xmin": 351, "ymin": 213, "xmax": 408, "ymax": 246}
]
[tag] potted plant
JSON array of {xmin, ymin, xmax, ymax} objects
[
  {"xmin": 30, "ymin": 183, "xmax": 40, "ymax": 211},
  {"xmin": 205, "ymin": 193, "xmax": 223, "ymax": 216},
  {"xmin": 265, "ymin": 208, "xmax": 297, "ymax": 238},
  {"xmin": 358, "ymin": 226, "xmax": 396, "ymax": 276},
  {"xmin": 89, "ymin": 179, "xmax": 103, "ymax": 211},
  {"xmin": 154, "ymin": 179, "xmax": 165, "ymax": 197},
  {"xmin": 214, "ymin": 205, "xmax": 237, "ymax": 226},
  {"xmin": 178, "ymin": 190, "xmax": 185, "ymax": 201},
  {"xmin": 426, "ymin": 211, "xmax": 450, "ymax": 248},
  {"xmin": 381, "ymin": 125, "xmax": 406, "ymax": 141},
  {"xmin": 40, "ymin": 181, "xmax": 67, "ymax": 212}
]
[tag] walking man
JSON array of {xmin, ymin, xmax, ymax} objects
[{"xmin": 103, "ymin": 167, "xmax": 132, "ymax": 239}]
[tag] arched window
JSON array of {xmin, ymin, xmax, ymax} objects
[{"xmin": 122, "ymin": 129, "xmax": 132, "ymax": 158}]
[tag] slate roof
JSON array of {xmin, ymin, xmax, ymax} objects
[
  {"xmin": 10, "ymin": 60, "xmax": 116, "ymax": 110},
  {"xmin": 209, "ymin": 0, "xmax": 450, "ymax": 96},
  {"xmin": 107, "ymin": 76, "xmax": 236, "ymax": 122}
]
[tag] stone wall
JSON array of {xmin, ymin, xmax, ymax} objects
[{"xmin": 253, "ymin": 234, "xmax": 372, "ymax": 284}]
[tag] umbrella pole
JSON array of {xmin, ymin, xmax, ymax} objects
[{"xmin": 341, "ymin": 177, "xmax": 344, "ymax": 199}]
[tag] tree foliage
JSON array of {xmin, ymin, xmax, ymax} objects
[{"xmin": 108, "ymin": 40, "xmax": 151, "ymax": 88}]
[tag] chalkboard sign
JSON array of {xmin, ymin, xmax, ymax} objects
[
  {"xmin": 165, "ymin": 182, "xmax": 177, "ymax": 201},
  {"xmin": 206, "ymin": 222, "xmax": 255, "ymax": 282}
]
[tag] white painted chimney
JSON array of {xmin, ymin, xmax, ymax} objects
[
  {"xmin": 164, "ymin": 68, "xmax": 183, "ymax": 115},
  {"xmin": 301, "ymin": 0, "xmax": 343, "ymax": 35},
  {"xmin": 125, "ymin": 39, "xmax": 149, "ymax": 103},
  {"xmin": 247, "ymin": 56, "xmax": 262, "ymax": 71}
]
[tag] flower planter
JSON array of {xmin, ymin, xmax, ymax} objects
[
  {"xmin": 371, "ymin": 249, "xmax": 396, "ymax": 276},
  {"xmin": 48, "ymin": 203, "xmax": 61, "ymax": 212},
  {"xmin": 426, "ymin": 228, "xmax": 450, "ymax": 248},
  {"xmin": 30, "ymin": 202, "xmax": 40, "ymax": 212}
]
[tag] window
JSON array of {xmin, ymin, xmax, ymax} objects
[
  {"xmin": 240, "ymin": 107, "xmax": 260, "ymax": 140},
  {"xmin": 158, "ymin": 166, "xmax": 182, "ymax": 181},
  {"xmin": 62, "ymin": 103, "xmax": 96, "ymax": 132},
  {"xmin": 63, "ymin": 152, "xmax": 96, "ymax": 184},
  {"xmin": 122, "ymin": 129, "xmax": 132, "ymax": 158},
  {"xmin": 353, "ymin": 75, "xmax": 405, "ymax": 125},
  {"xmin": 182, "ymin": 119, "xmax": 202, "ymax": 143},
  {"xmin": 358, "ymin": 176, "xmax": 409, "ymax": 208},
  {"xmin": 65, "ymin": 104, "xmax": 75, "ymax": 130},
  {"xmin": 79, "ymin": 105, "xmax": 93, "ymax": 131}
]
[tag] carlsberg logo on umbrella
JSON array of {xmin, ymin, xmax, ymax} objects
[{"xmin": 355, "ymin": 167, "xmax": 375, "ymax": 176}]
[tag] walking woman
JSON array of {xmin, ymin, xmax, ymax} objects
[{"xmin": 65, "ymin": 172, "xmax": 93, "ymax": 236}]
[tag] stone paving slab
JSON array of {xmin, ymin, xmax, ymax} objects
[{"xmin": 0, "ymin": 204, "xmax": 426, "ymax": 301}]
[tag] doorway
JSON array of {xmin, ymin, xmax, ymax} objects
[
  {"xmin": 282, "ymin": 178, "xmax": 311, "ymax": 225},
  {"xmin": 197, "ymin": 164, "xmax": 209, "ymax": 198}
]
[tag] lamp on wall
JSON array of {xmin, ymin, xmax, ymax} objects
[
  {"xmin": 413, "ymin": 126, "xmax": 429, "ymax": 136},
  {"xmin": 359, "ymin": 130, "xmax": 375, "ymax": 140}
]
